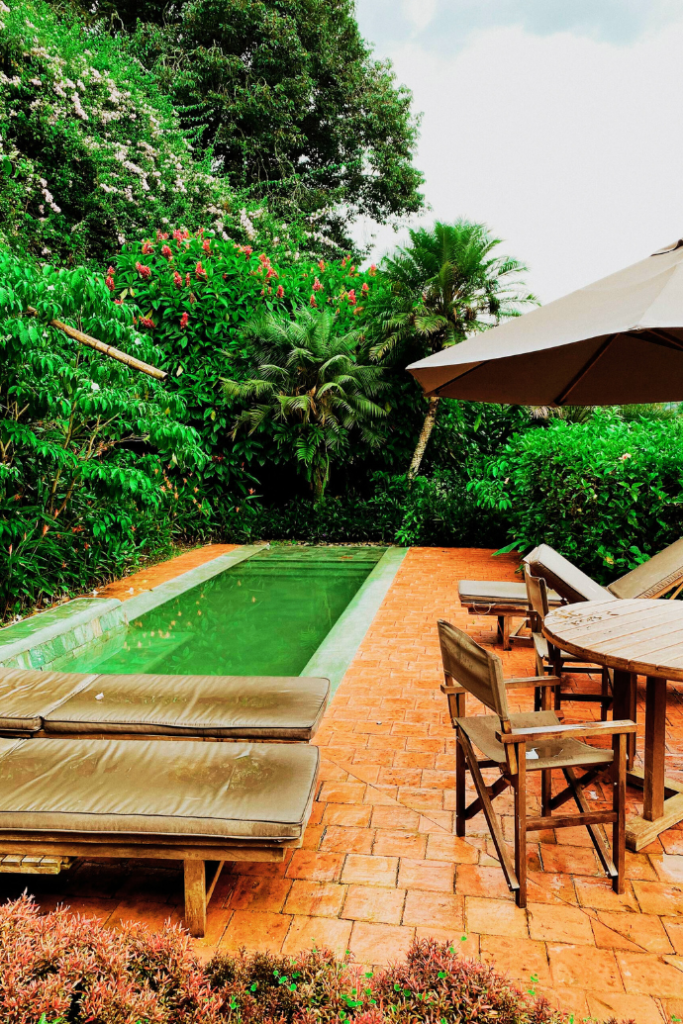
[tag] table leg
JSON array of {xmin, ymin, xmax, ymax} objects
[
  {"xmin": 643, "ymin": 676, "xmax": 667, "ymax": 822},
  {"xmin": 612, "ymin": 671, "xmax": 636, "ymax": 768}
]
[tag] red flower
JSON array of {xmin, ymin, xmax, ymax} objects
[
  {"xmin": 350, "ymin": 265, "xmax": 356, "ymax": 274},
  {"xmin": 107, "ymin": 266, "xmax": 115, "ymax": 275},
  {"xmin": 203, "ymin": 239, "xmax": 211, "ymax": 254},
  {"xmin": 180, "ymin": 312, "xmax": 189, "ymax": 330},
  {"xmin": 318, "ymin": 259, "xmax": 326, "ymax": 272},
  {"xmin": 266, "ymin": 266, "xmax": 278, "ymax": 280},
  {"xmin": 156, "ymin": 230, "xmax": 169, "ymax": 241},
  {"xmin": 341, "ymin": 257, "xmax": 347, "ymax": 268},
  {"xmin": 312, "ymin": 277, "xmax": 323, "ymax": 291},
  {"xmin": 195, "ymin": 261, "xmax": 207, "ymax": 280},
  {"xmin": 258, "ymin": 252, "xmax": 270, "ymax": 265},
  {"xmin": 135, "ymin": 262, "xmax": 151, "ymax": 279},
  {"xmin": 368, "ymin": 264, "xmax": 377, "ymax": 276},
  {"xmin": 141, "ymin": 240, "xmax": 154, "ymax": 255},
  {"xmin": 105, "ymin": 275, "xmax": 115, "ymax": 293},
  {"xmin": 348, "ymin": 289, "xmax": 357, "ymax": 305},
  {"xmin": 276, "ymin": 285, "xmax": 284, "ymax": 298},
  {"xmin": 309, "ymin": 294, "xmax": 317, "ymax": 307},
  {"xmin": 173, "ymin": 271, "xmax": 183, "ymax": 289},
  {"xmin": 139, "ymin": 316, "xmax": 155, "ymax": 328},
  {"xmin": 114, "ymin": 298, "xmax": 122, "ymax": 305},
  {"xmin": 361, "ymin": 282, "xmax": 369, "ymax": 293},
  {"xmin": 161, "ymin": 245, "xmax": 173, "ymax": 259},
  {"xmin": 189, "ymin": 294, "xmax": 196, "ymax": 304}
]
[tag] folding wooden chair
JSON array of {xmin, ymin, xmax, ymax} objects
[
  {"xmin": 438, "ymin": 619, "xmax": 635, "ymax": 908},
  {"xmin": 524, "ymin": 567, "xmax": 612, "ymax": 719}
]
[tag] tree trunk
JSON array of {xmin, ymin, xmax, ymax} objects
[{"xmin": 408, "ymin": 396, "xmax": 441, "ymax": 481}]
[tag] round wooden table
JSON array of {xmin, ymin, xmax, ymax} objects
[{"xmin": 544, "ymin": 599, "xmax": 683, "ymax": 851}]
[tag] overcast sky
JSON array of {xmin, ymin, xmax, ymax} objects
[{"xmin": 354, "ymin": 0, "xmax": 683, "ymax": 302}]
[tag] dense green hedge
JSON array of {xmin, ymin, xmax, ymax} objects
[{"xmin": 471, "ymin": 412, "xmax": 683, "ymax": 582}]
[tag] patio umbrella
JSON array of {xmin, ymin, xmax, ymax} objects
[{"xmin": 407, "ymin": 240, "xmax": 683, "ymax": 406}]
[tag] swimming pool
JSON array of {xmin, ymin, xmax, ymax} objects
[{"xmin": 63, "ymin": 546, "xmax": 387, "ymax": 677}]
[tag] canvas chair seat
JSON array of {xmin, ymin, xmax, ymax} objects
[
  {"xmin": 0, "ymin": 668, "xmax": 329, "ymax": 740},
  {"xmin": 458, "ymin": 710, "xmax": 614, "ymax": 771},
  {"xmin": 0, "ymin": 736, "xmax": 318, "ymax": 840}
]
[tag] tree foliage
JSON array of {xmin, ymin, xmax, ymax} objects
[{"xmin": 123, "ymin": 0, "xmax": 424, "ymax": 241}]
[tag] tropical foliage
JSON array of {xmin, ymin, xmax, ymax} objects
[
  {"xmin": 224, "ymin": 308, "xmax": 388, "ymax": 500},
  {"xmin": 0, "ymin": 249, "xmax": 203, "ymax": 619}
]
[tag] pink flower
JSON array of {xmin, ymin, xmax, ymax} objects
[
  {"xmin": 361, "ymin": 282, "xmax": 369, "ymax": 293},
  {"xmin": 135, "ymin": 262, "xmax": 151, "ymax": 279},
  {"xmin": 203, "ymin": 239, "xmax": 211, "ymax": 254},
  {"xmin": 258, "ymin": 252, "xmax": 270, "ymax": 265},
  {"xmin": 180, "ymin": 312, "xmax": 189, "ymax": 330},
  {"xmin": 185, "ymin": 272, "xmax": 191, "ymax": 287},
  {"xmin": 195, "ymin": 261, "xmax": 207, "ymax": 280},
  {"xmin": 350, "ymin": 265, "xmax": 356, "ymax": 274},
  {"xmin": 310, "ymin": 294, "xmax": 317, "ymax": 307},
  {"xmin": 242, "ymin": 245, "xmax": 253, "ymax": 257},
  {"xmin": 368, "ymin": 264, "xmax": 377, "ymax": 277},
  {"xmin": 139, "ymin": 316, "xmax": 155, "ymax": 328},
  {"xmin": 173, "ymin": 271, "xmax": 183, "ymax": 289},
  {"xmin": 276, "ymin": 285, "xmax": 284, "ymax": 298},
  {"xmin": 161, "ymin": 245, "xmax": 173, "ymax": 259},
  {"xmin": 348, "ymin": 289, "xmax": 357, "ymax": 305},
  {"xmin": 312, "ymin": 277, "xmax": 323, "ymax": 291},
  {"xmin": 156, "ymin": 230, "xmax": 169, "ymax": 241},
  {"xmin": 107, "ymin": 266, "xmax": 115, "ymax": 275},
  {"xmin": 341, "ymin": 257, "xmax": 347, "ymax": 268},
  {"xmin": 318, "ymin": 259, "xmax": 326, "ymax": 272},
  {"xmin": 141, "ymin": 240, "xmax": 154, "ymax": 255},
  {"xmin": 266, "ymin": 266, "xmax": 278, "ymax": 280}
]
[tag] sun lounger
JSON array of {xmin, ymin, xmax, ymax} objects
[
  {"xmin": 0, "ymin": 668, "xmax": 329, "ymax": 740},
  {"xmin": 459, "ymin": 538, "xmax": 683, "ymax": 648},
  {"xmin": 0, "ymin": 735, "xmax": 318, "ymax": 935}
]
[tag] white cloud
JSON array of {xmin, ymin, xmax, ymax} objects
[{"xmin": 355, "ymin": 19, "xmax": 683, "ymax": 303}]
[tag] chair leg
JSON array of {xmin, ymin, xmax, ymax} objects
[
  {"xmin": 600, "ymin": 668, "xmax": 611, "ymax": 721},
  {"xmin": 513, "ymin": 748, "xmax": 527, "ymax": 908},
  {"xmin": 541, "ymin": 768, "xmax": 552, "ymax": 817},
  {"xmin": 613, "ymin": 733, "xmax": 627, "ymax": 894},
  {"xmin": 455, "ymin": 730, "xmax": 467, "ymax": 838}
]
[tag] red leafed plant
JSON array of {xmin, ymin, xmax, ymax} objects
[{"xmin": 0, "ymin": 898, "xmax": 630, "ymax": 1024}]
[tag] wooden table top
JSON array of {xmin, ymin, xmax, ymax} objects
[{"xmin": 544, "ymin": 599, "xmax": 683, "ymax": 681}]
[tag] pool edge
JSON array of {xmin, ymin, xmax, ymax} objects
[{"xmin": 300, "ymin": 546, "xmax": 409, "ymax": 693}]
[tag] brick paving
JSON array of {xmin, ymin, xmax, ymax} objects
[
  {"xmin": 5, "ymin": 546, "xmax": 683, "ymax": 1022},
  {"xmin": 97, "ymin": 543, "xmax": 237, "ymax": 601}
]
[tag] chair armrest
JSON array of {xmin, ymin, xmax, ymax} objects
[
  {"xmin": 504, "ymin": 675, "xmax": 562, "ymax": 689},
  {"xmin": 495, "ymin": 719, "xmax": 636, "ymax": 743},
  {"xmin": 441, "ymin": 684, "xmax": 465, "ymax": 695}
]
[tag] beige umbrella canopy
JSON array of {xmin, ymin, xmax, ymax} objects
[{"xmin": 407, "ymin": 240, "xmax": 683, "ymax": 406}]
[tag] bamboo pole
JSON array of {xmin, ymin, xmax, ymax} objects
[{"xmin": 24, "ymin": 306, "xmax": 167, "ymax": 380}]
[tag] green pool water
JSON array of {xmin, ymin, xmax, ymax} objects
[{"xmin": 64, "ymin": 546, "xmax": 386, "ymax": 677}]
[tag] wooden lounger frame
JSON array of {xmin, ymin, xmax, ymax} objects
[{"xmin": 0, "ymin": 834, "xmax": 302, "ymax": 936}]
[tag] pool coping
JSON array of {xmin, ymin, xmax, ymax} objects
[
  {"xmin": 0, "ymin": 544, "xmax": 266, "ymax": 671},
  {"xmin": 300, "ymin": 546, "xmax": 409, "ymax": 693}
]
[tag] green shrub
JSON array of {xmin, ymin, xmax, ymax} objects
[
  {"xmin": 470, "ymin": 413, "xmax": 683, "ymax": 582},
  {"xmin": 0, "ymin": 249, "xmax": 204, "ymax": 620}
]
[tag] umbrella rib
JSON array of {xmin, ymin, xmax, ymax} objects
[
  {"xmin": 646, "ymin": 328, "xmax": 683, "ymax": 352},
  {"xmin": 429, "ymin": 362, "xmax": 484, "ymax": 397},
  {"xmin": 554, "ymin": 334, "xmax": 616, "ymax": 405}
]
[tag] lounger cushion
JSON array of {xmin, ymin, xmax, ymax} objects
[
  {"xmin": 0, "ymin": 738, "xmax": 318, "ymax": 840},
  {"xmin": 0, "ymin": 669, "xmax": 95, "ymax": 733},
  {"xmin": 458, "ymin": 711, "xmax": 613, "ymax": 771},
  {"xmin": 523, "ymin": 545, "xmax": 616, "ymax": 604},
  {"xmin": 43, "ymin": 673, "xmax": 330, "ymax": 740},
  {"xmin": 608, "ymin": 537, "xmax": 683, "ymax": 599},
  {"xmin": 458, "ymin": 580, "xmax": 562, "ymax": 608}
]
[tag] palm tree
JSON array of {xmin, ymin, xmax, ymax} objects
[
  {"xmin": 223, "ymin": 308, "xmax": 388, "ymax": 502},
  {"xmin": 370, "ymin": 220, "xmax": 536, "ymax": 479}
]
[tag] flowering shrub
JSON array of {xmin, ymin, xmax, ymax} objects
[
  {"xmin": 107, "ymin": 231, "xmax": 386, "ymax": 534},
  {"xmin": 470, "ymin": 413, "xmax": 683, "ymax": 583},
  {"xmin": 0, "ymin": 249, "xmax": 204, "ymax": 620},
  {"xmin": 0, "ymin": 896, "xmax": 591, "ymax": 1024}
]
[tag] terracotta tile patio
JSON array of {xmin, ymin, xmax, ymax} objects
[{"xmin": 4, "ymin": 547, "xmax": 683, "ymax": 1023}]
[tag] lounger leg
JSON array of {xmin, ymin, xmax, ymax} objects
[
  {"xmin": 541, "ymin": 768, "xmax": 552, "ymax": 818},
  {"xmin": 502, "ymin": 616, "xmax": 511, "ymax": 651},
  {"xmin": 613, "ymin": 733, "xmax": 627, "ymax": 894},
  {"xmin": 184, "ymin": 859, "xmax": 206, "ymax": 937}
]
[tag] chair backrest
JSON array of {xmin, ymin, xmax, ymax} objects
[
  {"xmin": 523, "ymin": 544, "xmax": 616, "ymax": 604},
  {"xmin": 524, "ymin": 566, "xmax": 549, "ymax": 631},
  {"xmin": 608, "ymin": 537, "xmax": 683, "ymax": 599},
  {"xmin": 437, "ymin": 620, "xmax": 509, "ymax": 722}
]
